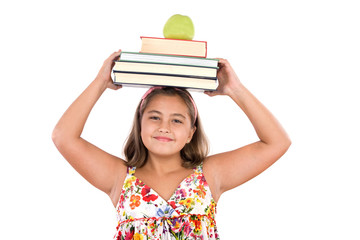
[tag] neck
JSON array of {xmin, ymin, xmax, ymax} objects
[{"xmin": 144, "ymin": 153, "xmax": 184, "ymax": 175}]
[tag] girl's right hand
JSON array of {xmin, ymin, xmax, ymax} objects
[{"xmin": 95, "ymin": 49, "xmax": 122, "ymax": 90}]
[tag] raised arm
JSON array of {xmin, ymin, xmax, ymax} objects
[
  {"xmin": 203, "ymin": 59, "xmax": 291, "ymax": 201},
  {"xmin": 51, "ymin": 50, "xmax": 127, "ymax": 206}
]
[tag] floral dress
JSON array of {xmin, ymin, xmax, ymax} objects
[{"xmin": 113, "ymin": 163, "xmax": 220, "ymax": 240}]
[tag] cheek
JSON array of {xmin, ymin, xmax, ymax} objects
[
  {"xmin": 176, "ymin": 128, "xmax": 192, "ymax": 140},
  {"xmin": 140, "ymin": 128, "xmax": 152, "ymax": 150},
  {"xmin": 140, "ymin": 121, "xmax": 159, "ymax": 144},
  {"xmin": 140, "ymin": 121, "xmax": 149, "ymax": 141},
  {"xmin": 141, "ymin": 123, "xmax": 152, "ymax": 138}
]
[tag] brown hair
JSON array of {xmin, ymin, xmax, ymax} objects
[{"xmin": 123, "ymin": 87, "xmax": 209, "ymax": 169}]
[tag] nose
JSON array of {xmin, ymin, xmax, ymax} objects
[{"xmin": 158, "ymin": 120, "xmax": 170, "ymax": 133}]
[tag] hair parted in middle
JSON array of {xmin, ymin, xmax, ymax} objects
[{"xmin": 123, "ymin": 87, "xmax": 209, "ymax": 169}]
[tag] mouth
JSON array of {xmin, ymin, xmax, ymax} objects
[{"xmin": 154, "ymin": 136, "xmax": 174, "ymax": 142}]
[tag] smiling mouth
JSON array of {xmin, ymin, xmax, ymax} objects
[{"xmin": 154, "ymin": 136, "xmax": 173, "ymax": 142}]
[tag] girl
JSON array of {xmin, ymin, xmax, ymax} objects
[{"xmin": 52, "ymin": 50, "xmax": 291, "ymax": 239}]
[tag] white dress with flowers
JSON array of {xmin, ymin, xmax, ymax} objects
[{"xmin": 113, "ymin": 163, "xmax": 220, "ymax": 240}]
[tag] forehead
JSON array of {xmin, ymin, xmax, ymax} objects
[{"xmin": 145, "ymin": 94, "xmax": 189, "ymax": 114}]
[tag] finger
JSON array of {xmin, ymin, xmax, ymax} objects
[
  {"xmin": 109, "ymin": 83, "xmax": 122, "ymax": 90},
  {"xmin": 112, "ymin": 49, "xmax": 121, "ymax": 55},
  {"xmin": 215, "ymin": 58, "xmax": 225, "ymax": 63},
  {"xmin": 216, "ymin": 59, "xmax": 227, "ymax": 69},
  {"xmin": 108, "ymin": 49, "xmax": 122, "ymax": 61},
  {"xmin": 204, "ymin": 90, "xmax": 218, "ymax": 97},
  {"xmin": 105, "ymin": 50, "xmax": 122, "ymax": 69}
]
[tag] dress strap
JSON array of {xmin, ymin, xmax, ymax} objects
[
  {"xmin": 127, "ymin": 166, "xmax": 136, "ymax": 176},
  {"xmin": 194, "ymin": 162, "xmax": 204, "ymax": 175}
]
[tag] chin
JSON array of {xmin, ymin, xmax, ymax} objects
[
  {"xmin": 147, "ymin": 146, "xmax": 182, "ymax": 158},
  {"xmin": 143, "ymin": 139, "xmax": 186, "ymax": 157}
]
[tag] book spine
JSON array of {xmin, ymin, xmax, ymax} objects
[
  {"xmin": 115, "ymin": 60, "xmax": 218, "ymax": 69},
  {"xmin": 113, "ymin": 72, "xmax": 218, "ymax": 90},
  {"xmin": 138, "ymin": 51, "xmax": 205, "ymax": 58},
  {"xmin": 140, "ymin": 36, "xmax": 207, "ymax": 58},
  {"xmin": 114, "ymin": 82, "xmax": 217, "ymax": 91},
  {"xmin": 121, "ymin": 51, "xmax": 218, "ymax": 61},
  {"xmin": 113, "ymin": 70, "xmax": 217, "ymax": 81},
  {"xmin": 119, "ymin": 52, "xmax": 219, "ymax": 68}
]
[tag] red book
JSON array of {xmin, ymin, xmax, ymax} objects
[{"xmin": 140, "ymin": 36, "xmax": 207, "ymax": 58}]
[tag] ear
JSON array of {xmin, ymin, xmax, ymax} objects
[{"xmin": 187, "ymin": 126, "xmax": 197, "ymax": 143}]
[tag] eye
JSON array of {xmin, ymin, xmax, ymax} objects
[
  {"xmin": 173, "ymin": 119, "xmax": 183, "ymax": 124},
  {"xmin": 149, "ymin": 116, "xmax": 160, "ymax": 120}
]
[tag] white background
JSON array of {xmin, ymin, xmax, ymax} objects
[{"xmin": 1, "ymin": 0, "xmax": 359, "ymax": 239}]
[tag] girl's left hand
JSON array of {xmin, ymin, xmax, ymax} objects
[{"xmin": 204, "ymin": 58, "xmax": 242, "ymax": 97}]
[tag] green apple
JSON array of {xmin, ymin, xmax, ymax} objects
[{"xmin": 163, "ymin": 14, "xmax": 195, "ymax": 40}]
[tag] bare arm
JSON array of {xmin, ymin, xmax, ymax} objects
[
  {"xmin": 203, "ymin": 59, "xmax": 291, "ymax": 200},
  {"xmin": 52, "ymin": 50, "xmax": 127, "ymax": 204}
]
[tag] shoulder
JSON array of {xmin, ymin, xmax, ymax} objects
[
  {"xmin": 202, "ymin": 156, "xmax": 222, "ymax": 202},
  {"xmin": 115, "ymin": 159, "xmax": 130, "ymax": 182},
  {"xmin": 109, "ymin": 159, "xmax": 129, "ymax": 207},
  {"xmin": 202, "ymin": 155, "xmax": 221, "ymax": 179}
]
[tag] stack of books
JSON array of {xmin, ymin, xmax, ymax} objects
[{"xmin": 112, "ymin": 37, "xmax": 218, "ymax": 91}]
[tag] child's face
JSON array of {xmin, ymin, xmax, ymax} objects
[{"xmin": 141, "ymin": 94, "xmax": 195, "ymax": 158}]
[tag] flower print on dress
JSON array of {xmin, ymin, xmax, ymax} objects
[
  {"xmin": 193, "ymin": 184, "xmax": 207, "ymax": 199},
  {"xmin": 140, "ymin": 185, "xmax": 159, "ymax": 202},
  {"xmin": 129, "ymin": 195, "xmax": 141, "ymax": 210},
  {"xmin": 190, "ymin": 215, "xmax": 203, "ymax": 233},
  {"xmin": 156, "ymin": 205, "xmax": 175, "ymax": 218},
  {"xmin": 168, "ymin": 201, "xmax": 177, "ymax": 210},
  {"xmin": 178, "ymin": 197, "xmax": 195, "ymax": 212},
  {"xmin": 113, "ymin": 164, "xmax": 220, "ymax": 240},
  {"xmin": 182, "ymin": 220, "xmax": 192, "ymax": 236},
  {"xmin": 177, "ymin": 188, "xmax": 187, "ymax": 198},
  {"xmin": 197, "ymin": 174, "xmax": 207, "ymax": 186},
  {"xmin": 133, "ymin": 233, "xmax": 144, "ymax": 240},
  {"xmin": 124, "ymin": 176, "xmax": 136, "ymax": 189}
]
